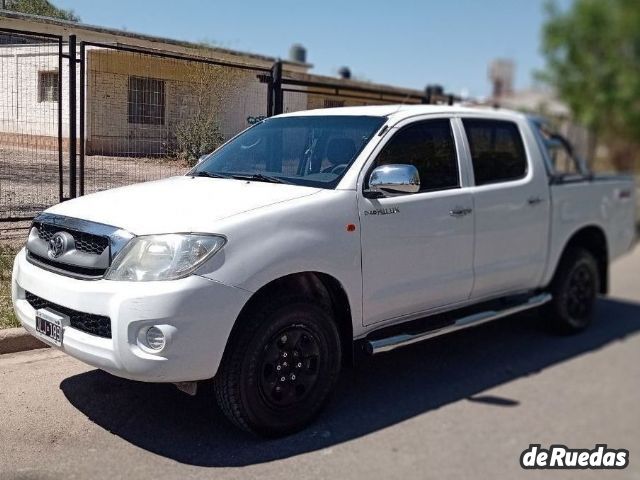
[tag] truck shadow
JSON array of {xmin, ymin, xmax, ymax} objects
[{"xmin": 60, "ymin": 297, "xmax": 640, "ymax": 467}]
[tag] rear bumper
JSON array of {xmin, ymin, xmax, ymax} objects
[{"xmin": 12, "ymin": 248, "xmax": 251, "ymax": 382}]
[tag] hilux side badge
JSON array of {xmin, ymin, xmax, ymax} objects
[{"xmin": 364, "ymin": 207, "xmax": 400, "ymax": 216}]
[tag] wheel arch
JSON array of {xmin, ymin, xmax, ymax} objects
[
  {"xmin": 551, "ymin": 225, "xmax": 609, "ymax": 294},
  {"xmin": 224, "ymin": 271, "xmax": 354, "ymax": 367}
]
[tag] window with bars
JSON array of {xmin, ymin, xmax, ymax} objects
[
  {"xmin": 128, "ymin": 76, "xmax": 166, "ymax": 125},
  {"xmin": 323, "ymin": 99, "xmax": 345, "ymax": 108},
  {"xmin": 38, "ymin": 71, "xmax": 58, "ymax": 102}
]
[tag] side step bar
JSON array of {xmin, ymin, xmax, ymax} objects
[{"xmin": 365, "ymin": 293, "xmax": 552, "ymax": 355}]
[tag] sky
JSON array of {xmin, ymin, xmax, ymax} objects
[{"xmin": 54, "ymin": 0, "xmax": 572, "ymax": 98}]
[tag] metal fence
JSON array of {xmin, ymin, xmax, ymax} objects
[
  {"xmin": 281, "ymin": 79, "xmax": 426, "ymax": 114},
  {"xmin": 0, "ymin": 29, "xmax": 275, "ymax": 227},
  {"xmin": 264, "ymin": 60, "xmax": 431, "ymax": 116},
  {"xmin": 0, "ymin": 28, "xmax": 62, "ymax": 221}
]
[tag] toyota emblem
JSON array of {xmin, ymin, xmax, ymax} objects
[{"xmin": 48, "ymin": 232, "xmax": 67, "ymax": 259}]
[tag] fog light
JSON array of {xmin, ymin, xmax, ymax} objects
[{"xmin": 146, "ymin": 326, "xmax": 165, "ymax": 350}]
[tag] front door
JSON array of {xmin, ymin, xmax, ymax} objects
[{"xmin": 359, "ymin": 118, "xmax": 474, "ymax": 326}]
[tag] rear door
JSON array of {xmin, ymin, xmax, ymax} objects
[
  {"xmin": 359, "ymin": 117, "xmax": 475, "ymax": 325},
  {"xmin": 459, "ymin": 117, "xmax": 550, "ymax": 299}
]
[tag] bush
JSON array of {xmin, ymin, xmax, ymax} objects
[{"xmin": 175, "ymin": 112, "xmax": 225, "ymax": 166}]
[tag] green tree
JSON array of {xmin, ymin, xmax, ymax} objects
[
  {"xmin": 2, "ymin": 0, "xmax": 79, "ymax": 22},
  {"xmin": 540, "ymin": 0, "xmax": 640, "ymax": 170}
]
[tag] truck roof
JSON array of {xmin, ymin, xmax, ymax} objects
[{"xmin": 277, "ymin": 104, "xmax": 529, "ymax": 122}]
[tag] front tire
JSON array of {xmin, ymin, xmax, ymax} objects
[
  {"xmin": 547, "ymin": 248, "xmax": 600, "ymax": 334},
  {"xmin": 214, "ymin": 296, "xmax": 342, "ymax": 436}
]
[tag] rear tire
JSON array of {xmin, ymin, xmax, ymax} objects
[
  {"xmin": 547, "ymin": 248, "xmax": 600, "ymax": 334},
  {"xmin": 214, "ymin": 295, "xmax": 342, "ymax": 437}
]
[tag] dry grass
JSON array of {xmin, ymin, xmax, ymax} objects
[{"xmin": 0, "ymin": 244, "xmax": 19, "ymax": 329}]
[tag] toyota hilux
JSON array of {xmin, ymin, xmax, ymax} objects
[{"xmin": 12, "ymin": 105, "xmax": 636, "ymax": 436}]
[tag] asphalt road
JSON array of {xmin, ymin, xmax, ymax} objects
[{"xmin": 1, "ymin": 247, "xmax": 639, "ymax": 480}]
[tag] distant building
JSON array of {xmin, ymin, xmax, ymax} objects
[
  {"xmin": 488, "ymin": 59, "xmax": 514, "ymax": 98},
  {"xmin": 486, "ymin": 58, "xmax": 591, "ymax": 161}
]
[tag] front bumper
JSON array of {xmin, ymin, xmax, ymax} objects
[{"xmin": 11, "ymin": 248, "xmax": 251, "ymax": 382}]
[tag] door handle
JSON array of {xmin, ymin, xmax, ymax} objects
[
  {"xmin": 527, "ymin": 196, "xmax": 543, "ymax": 206},
  {"xmin": 449, "ymin": 207, "xmax": 472, "ymax": 217}
]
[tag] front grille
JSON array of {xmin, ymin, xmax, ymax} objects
[
  {"xmin": 25, "ymin": 291, "xmax": 112, "ymax": 339},
  {"xmin": 35, "ymin": 222, "xmax": 109, "ymax": 255},
  {"xmin": 27, "ymin": 251, "xmax": 107, "ymax": 278}
]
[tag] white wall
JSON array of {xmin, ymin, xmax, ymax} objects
[{"xmin": 0, "ymin": 43, "xmax": 80, "ymax": 145}]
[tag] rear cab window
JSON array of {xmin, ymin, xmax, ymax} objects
[
  {"xmin": 462, "ymin": 119, "xmax": 527, "ymax": 185},
  {"xmin": 529, "ymin": 119, "xmax": 588, "ymax": 180}
]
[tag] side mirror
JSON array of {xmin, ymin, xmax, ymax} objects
[{"xmin": 368, "ymin": 164, "xmax": 420, "ymax": 196}]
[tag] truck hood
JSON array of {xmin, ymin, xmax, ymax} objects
[{"xmin": 46, "ymin": 176, "xmax": 322, "ymax": 235}]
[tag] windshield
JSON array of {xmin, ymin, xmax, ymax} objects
[{"xmin": 190, "ymin": 115, "xmax": 385, "ymax": 188}]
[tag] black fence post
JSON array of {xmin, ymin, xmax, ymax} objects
[
  {"xmin": 266, "ymin": 75, "xmax": 273, "ymax": 117},
  {"xmin": 272, "ymin": 60, "xmax": 283, "ymax": 115},
  {"xmin": 423, "ymin": 90, "xmax": 431, "ymax": 105},
  {"xmin": 68, "ymin": 34, "xmax": 77, "ymax": 199},
  {"xmin": 79, "ymin": 41, "xmax": 85, "ymax": 196},
  {"xmin": 57, "ymin": 36, "xmax": 63, "ymax": 202}
]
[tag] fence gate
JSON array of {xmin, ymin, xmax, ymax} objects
[
  {"xmin": 0, "ymin": 28, "xmax": 64, "ymax": 221},
  {"xmin": 0, "ymin": 31, "xmax": 273, "ymax": 222}
]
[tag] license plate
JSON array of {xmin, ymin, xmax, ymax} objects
[{"xmin": 35, "ymin": 309, "xmax": 67, "ymax": 347}]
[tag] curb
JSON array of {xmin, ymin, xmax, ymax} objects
[{"xmin": 0, "ymin": 327, "xmax": 47, "ymax": 355}]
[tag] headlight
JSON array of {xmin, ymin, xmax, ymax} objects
[{"xmin": 105, "ymin": 234, "xmax": 226, "ymax": 281}]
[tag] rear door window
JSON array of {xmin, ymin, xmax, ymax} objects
[{"xmin": 462, "ymin": 119, "xmax": 527, "ymax": 185}]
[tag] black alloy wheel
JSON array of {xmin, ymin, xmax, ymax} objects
[
  {"xmin": 259, "ymin": 325, "xmax": 322, "ymax": 409},
  {"xmin": 547, "ymin": 248, "xmax": 600, "ymax": 334}
]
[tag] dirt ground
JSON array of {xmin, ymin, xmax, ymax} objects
[{"xmin": 0, "ymin": 146, "xmax": 189, "ymax": 220}]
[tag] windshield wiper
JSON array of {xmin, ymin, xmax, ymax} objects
[
  {"xmin": 230, "ymin": 173, "xmax": 288, "ymax": 184},
  {"xmin": 190, "ymin": 171, "xmax": 231, "ymax": 179}
]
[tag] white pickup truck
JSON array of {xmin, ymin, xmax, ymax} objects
[{"xmin": 12, "ymin": 105, "xmax": 636, "ymax": 436}]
